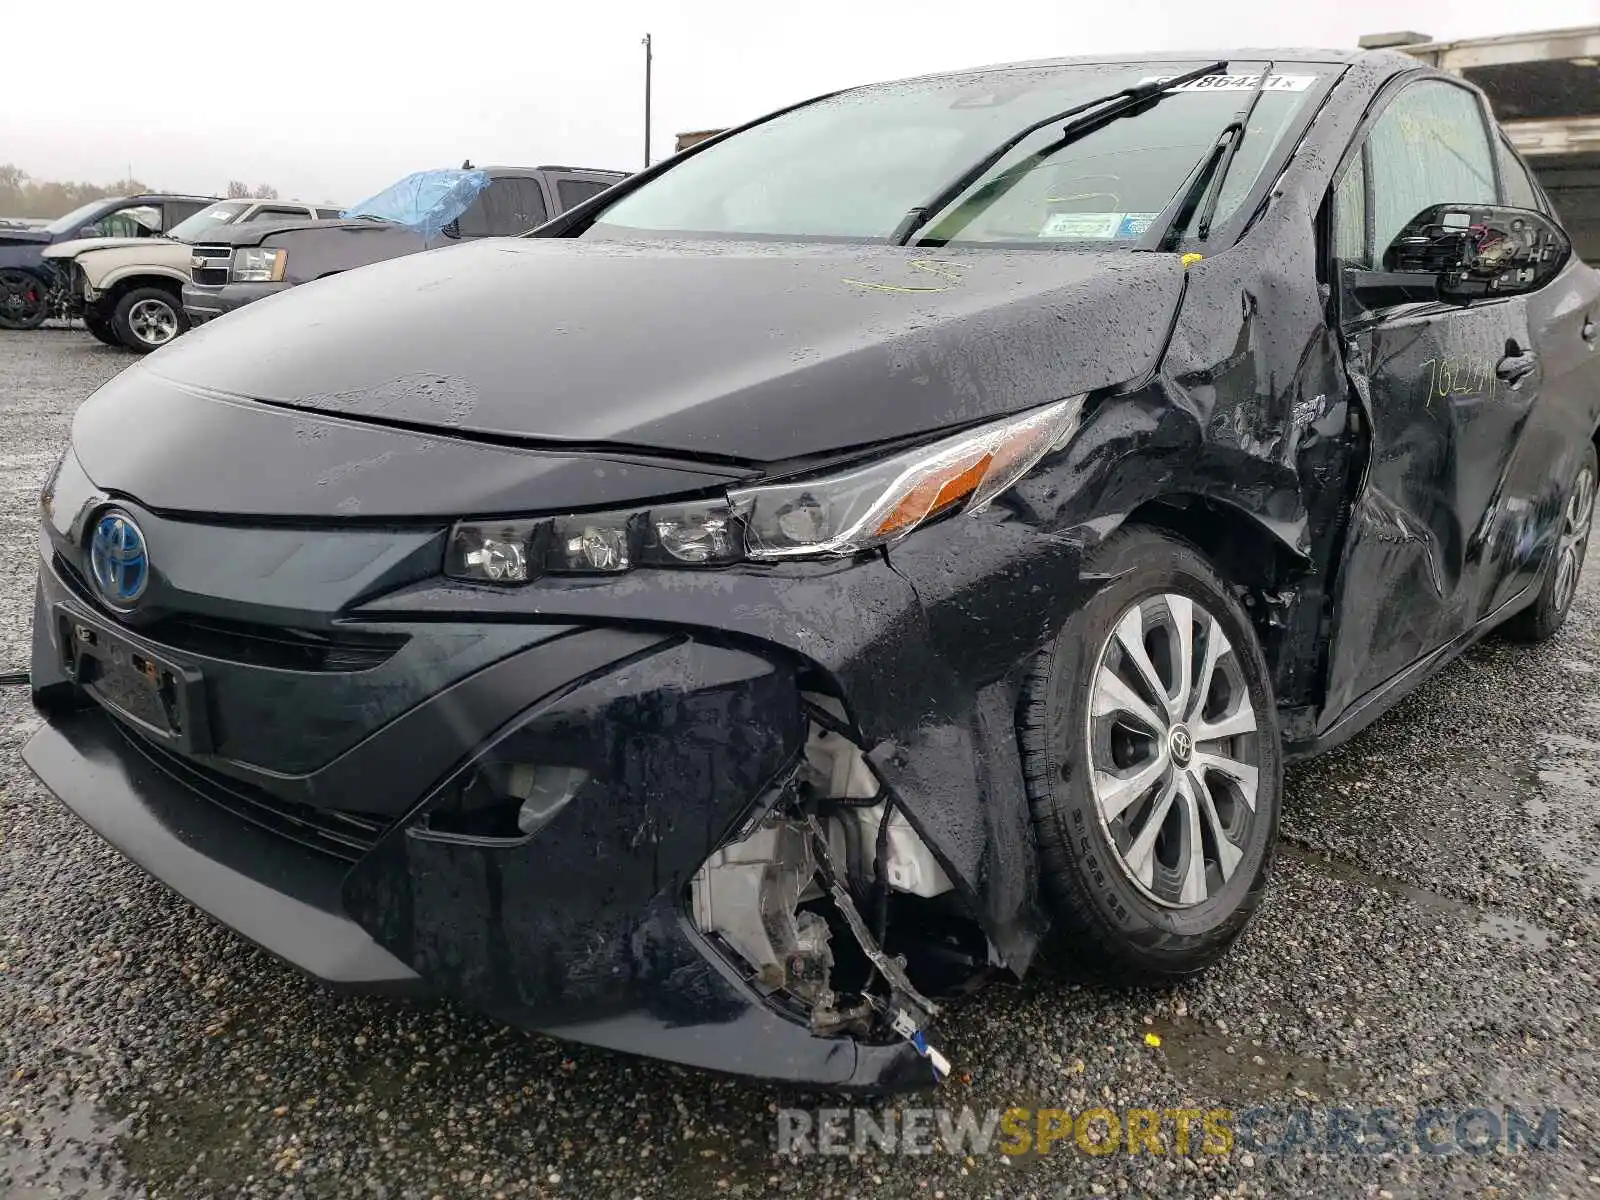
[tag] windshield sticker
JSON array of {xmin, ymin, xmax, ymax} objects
[
  {"xmin": 1039, "ymin": 213, "xmax": 1120, "ymax": 239},
  {"xmin": 1038, "ymin": 212, "xmax": 1158, "ymax": 240},
  {"xmin": 1137, "ymin": 73, "xmax": 1316, "ymax": 92},
  {"xmin": 1116, "ymin": 213, "xmax": 1158, "ymax": 238}
]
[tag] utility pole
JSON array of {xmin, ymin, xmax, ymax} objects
[{"xmin": 642, "ymin": 33, "xmax": 653, "ymax": 170}]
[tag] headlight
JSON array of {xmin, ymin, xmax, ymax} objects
[
  {"xmin": 231, "ymin": 247, "xmax": 286, "ymax": 282},
  {"xmin": 444, "ymin": 397, "xmax": 1082, "ymax": 584},
  {"xmin": 446, "ymin": 499, "xmax": 742, "ymax": 584},
  {"xmin": 731, "ymin": 395, "xmax": 1083, "ymax": 558}
]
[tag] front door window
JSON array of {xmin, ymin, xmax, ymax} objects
[
  {"xmin": 1349, "ymin": 80, "xmax": 1497, "ymax": 268},
  {"xmin": 80, "ymin": 204, "xmax": 163, "ymax": 239}
]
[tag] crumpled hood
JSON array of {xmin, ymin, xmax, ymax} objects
[
  {"xmin": 43, "ymin": 236, "xmax": 173, "ymax": 259},
  {"xmin": 196, "ymin": 218, "xmax": 380, "ymax": 247},
  {"xmin": 137, "ymin": 236, "xmax": 1186, "ymax": 461}
]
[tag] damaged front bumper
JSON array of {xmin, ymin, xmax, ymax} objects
[
  {"xmin": 23, "ymin": 701, "xmax": 931, "ymax": 1088},
  {"xmin": 22, "ymin": 564, "xmax": 997, "ymax": 1088},
  {"xmin": 25, "ymin": 463, "xmax": 1090, "ymax": 1087}
]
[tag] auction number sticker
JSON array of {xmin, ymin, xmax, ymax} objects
[
  {"xmin": 1137, "ymin": 73, "xmax": 1317, "ymax": 92},
  {"xmin": 1038, "ymin": 212, "xmax": 1159, "ymax": 239}
]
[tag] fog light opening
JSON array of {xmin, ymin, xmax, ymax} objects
[
  {"xmin": 506, "ymin": 764, "xmax": 588, "ymax": 836},
  {"xmin": 424, "ymin": 762, "xmax": 589, "ymax": 841}
]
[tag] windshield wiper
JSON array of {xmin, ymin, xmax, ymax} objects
[
  {"xmin": 888, "ymin": 59, "xmax": 1227, "ymax": 247},
  {"xmin": 1142, "ymin": 61, "xmax": 1274, "ymax": 252}
]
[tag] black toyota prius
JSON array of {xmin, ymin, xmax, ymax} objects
[{"xmin": 24, "ymin": 47, "xmax": 1600, "ymax": 1090}]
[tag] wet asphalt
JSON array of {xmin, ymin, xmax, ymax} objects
[{"xmin": 0, "ymin": 325, "xmax": 1597, "ymax": 1200}]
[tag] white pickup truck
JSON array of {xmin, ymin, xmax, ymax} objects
[{"xmin": 42, "ymin": 197, "xmax": 342, "ymax": 353}]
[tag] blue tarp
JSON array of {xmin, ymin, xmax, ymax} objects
[{"xmin": 341, "ymin": 169, "xmax": 492, "ymax": 239}]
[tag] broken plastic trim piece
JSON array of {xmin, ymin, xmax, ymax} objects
[{"xmin": 802, "ymin": 813, "xmax": 951, "ymax": 1082}]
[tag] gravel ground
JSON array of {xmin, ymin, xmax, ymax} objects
[{"xmin": 1, "ymin": 326, "xmax": 1597, "ymax": 1199}]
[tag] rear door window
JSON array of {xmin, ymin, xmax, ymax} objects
[
  {"xmin": 556, "ymin": 178, "xmax": 613, "ymax": 212},
  {"xmin": 163, "ymin": 200, "xmax": 208, "ymax": 228},
  {"xmin": 456, "ymin": 179, "xmax": 549, "ymax": 237}
]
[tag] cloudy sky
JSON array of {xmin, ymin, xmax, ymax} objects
[{"xmin": 7, "ymin": 0, "xmax": 1596, "ymax": 205}]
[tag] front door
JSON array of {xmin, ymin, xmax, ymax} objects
[{"xmin": 1322, "ymin": 77, "xmax": 1542, "ymax": 723}]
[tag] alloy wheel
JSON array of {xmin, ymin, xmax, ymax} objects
[
  {"xmin": 1553, "ymin": 466, "xmax": 1595, "ymax": 615},
  {"xmin": 1086, "ymin": 592, "xmax": 1262, "ymax": 908},
  {"xmin": 127, "ymin": 298, "xmax": 179, "ymax": 347},
  {"xmin": 0, "ymin": 271, "xmax": 45, "ymax": 327}
]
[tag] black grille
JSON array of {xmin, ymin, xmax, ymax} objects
[
  {"xmin": 53, "ymin": 554, "xmax": 406, "ymax": 673},
  {"xmin": 189, "ymin": 245, "xmax": 232, "ymax": 287},
  {"xmin": 146, "ymin": 614, "xmax": 406, "ymax": 673},
  {"xmin": 116, "ymin": 723, "xmax": 388, "ymax": 863}
]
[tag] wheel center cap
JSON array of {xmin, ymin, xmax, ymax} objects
[{"xmin": 1168, "ymin": 724, "xmax": 1194, "ymax": 767}]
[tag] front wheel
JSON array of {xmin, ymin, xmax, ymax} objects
[
  {"xmin": 1020, "ymin": 526, "xmax": 1282, "ymax": 982},
  {"xmin": 111, "ymin": 287, "xmax": 187, "ymax": 353},
  {"xmin": 0, "ymin": 269, "xmax": 49, "ymax": 330}
]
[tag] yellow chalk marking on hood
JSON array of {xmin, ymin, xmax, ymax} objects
[{"xmin": 844, "ymin": 258, "xmax": 965, "ymax": 293}]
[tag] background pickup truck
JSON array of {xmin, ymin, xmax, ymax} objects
[
  {"xmin": 42, "ymin": 197, "xmax": 342, "ymax": 352},
  {"xmin": 183, "ymin": 164, "xmax": 625, "ymax": 324}
]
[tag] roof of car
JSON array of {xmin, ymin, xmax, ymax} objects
[
  {"xmin": 110, "ymin": 193, "xmax": 223, "ymax": 206},
  {"xmin": 905, "ymin": 46, "xmax": 1418, "ymax": 80},
  {"xmin": 479, "ymin": 165, "xmax": 629, "ymax": 179}
]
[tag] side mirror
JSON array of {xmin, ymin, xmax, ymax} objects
[{"xmin": 1383, "ymin": 203, "xmax": 1570, "ymax": 301}]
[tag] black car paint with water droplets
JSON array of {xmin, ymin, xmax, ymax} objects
[{"xmin": 22, "ymin": 48, "xmax": 1600, "ymax": 1090}]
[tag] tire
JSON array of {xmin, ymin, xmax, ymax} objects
[
  {"xmin": 1501, "ymin": 441, "xmax": 1597, "ymax": 643},
  {"xmin": 111, "ymin": 286, "xmax": 187, "ymax": 353},
  {"xmin": 1020, "ymin": 525, "xmax": 1283, "ymax": 982},
  {"xmin": 82, "ymin": 308, "xmax": 121, "ymax": 347},
  {"xmin": 0, "ymin": 269, "xmax": 49, "ymax": 330}
]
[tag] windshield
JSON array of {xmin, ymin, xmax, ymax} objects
[
  {"xmin": 166, "ymin": 200, "xmax": 251, "ymax": 242},
  {"xmin": 587, "ymin": 62, "xmax": 1327, "ymax": 248},
  {"xmin": 342, "ymin": 169, "xmax": 492, "ymax": 238},
  {"xmin": 44, "ymin": 200, "xmax": 114, "ymax": 235}
]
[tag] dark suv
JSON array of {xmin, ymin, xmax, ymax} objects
[
  {"xmin": 182, "ymin": 165, "xmax": 624, "ymax": 324},
  {"xmin": 0, "ymin": 193, "xmax": 219, "ymax": 329}
]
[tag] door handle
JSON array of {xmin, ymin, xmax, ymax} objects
[{"xmin": 1496, "ymin": 350, "xmax": 1538, "ymax": 388}]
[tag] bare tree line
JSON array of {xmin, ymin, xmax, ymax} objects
[{"xmin": 0, "ymin": 165, "xmax": 280, "ymax": 219}]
